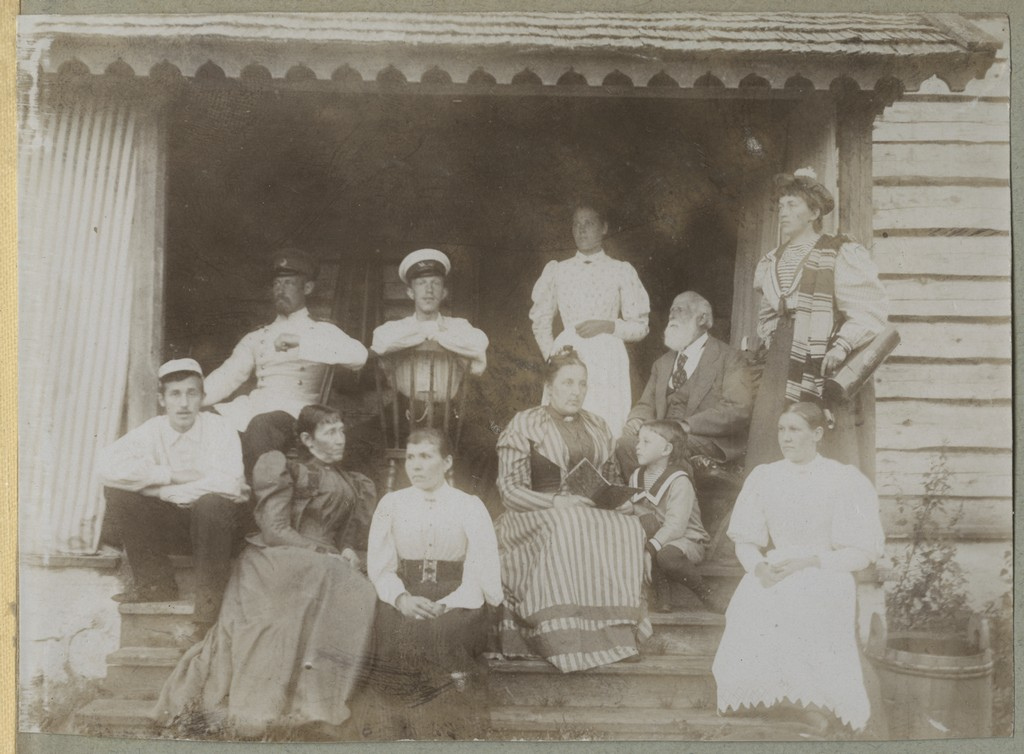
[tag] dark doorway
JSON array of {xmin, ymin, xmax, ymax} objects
[{"xmin": 163, "ymin": 87, "xmax": 788, "ymax": 423}]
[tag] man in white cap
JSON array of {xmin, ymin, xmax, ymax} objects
[
  {"xmin": 202, "ymin": 247, "xmax": 369, "ymax": 473},
  {"xmin": 97, "ymin": 359, "xmax": 250, "ymax": 627},
  {"xmin": 370, "ymin": 248, "xmax": 488, "ymax": 376}
]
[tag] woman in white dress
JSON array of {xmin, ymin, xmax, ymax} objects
[
  {"xmin": 530, "ymin": 201, "xmax": 650, "ymax": 437},
  {"xmin": 712, "ymin": 401, "xmax": 885, "ymax": 733}
]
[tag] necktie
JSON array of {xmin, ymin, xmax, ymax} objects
[{"xmin": 669, "ymin": 353, "xmax": 688, "ymax": 393}]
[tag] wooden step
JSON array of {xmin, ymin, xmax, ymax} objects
[
  {"xmin": 488, "ymin": 705, "xmax": 820, "ymax": 741},
  {"xmin": 73, "ymin": 698, "xmax": 160, "ymax": 737},
  {"xmin": 644, "ymin": 611, "xmax": 725, "ymax": 656},
  {"xmin": 169, "ymin": 554, "xmax": 196, "ymax": 595},
  {"xmin": 104, "ymin": 646, "xmax": 184, "ymax": 699},
  {"xmin": 487, "ymin": 655, "xmax": 715, "ymax": 711},
  {"xmin": 119, "ymin": 600, "xmax": 202, "ymax": 648}
]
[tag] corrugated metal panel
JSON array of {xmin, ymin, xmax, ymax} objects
[{"xmin": 19, "ymin": 94, "xmax": 143, "ymax": 554}]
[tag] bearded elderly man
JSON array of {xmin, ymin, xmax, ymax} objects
[
  {"xmin": 615, "ymin": 291, "xmax": 754, "ymax": 477},
  {"xmin": 203, "ymin": 248, "xmax": 368, "ymax": 473}
]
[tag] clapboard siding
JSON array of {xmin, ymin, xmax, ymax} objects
[
  {"xmin": 875, "ymin": 361, "xmax": 1011, "ymax": 401},
  {"xmin": 869, "ymin": 18, "xmax": 1011, "ymax": 554},
  {"xmin": 872, "ymin": 142, "xmax": 1009, "ymax": 180},
  {"xmin": 875, "ymin": 449, "xmax": 1012, "ymax": 499},
  {"xmin": 880, "ymin": 497, "xmax": 1012, "ymax": 541},
  {"xmin": 873, "ymin": 185, "xmax": 1010, "ymax": 231},
  {"xmin": 881, "ymin": 278, "xmax": 1010, "ymax": 318},
  {"xmin": 872, "ymin": 235, "xmax": 1010, "ymax": 277},
  {"xmin": 891, "ymin": 320, "xmax": 1010, "ymax": 360},
  {"xmin": 875, "ymin": 401, "xmax": 1011, "ymax": 451}
]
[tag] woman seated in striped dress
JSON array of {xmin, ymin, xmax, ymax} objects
[{"xmin": 495, "ymin": 347, "xmax": 650, "ymax": 672}]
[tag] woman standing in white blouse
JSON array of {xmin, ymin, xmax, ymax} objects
[
  {"xmin": 366, "ymin": 428, "xmax": 502, "ymax": 701},
  {"xmin": 712, "ymin": 402, "xmax": 885, "ymax": 734},
  {"xmin": 530, "ymin": 201, "xmax": 651, "ymax": 437},
  {"xmin": 746, "ymin": 168, "xmax": 888, "ymax": 472}
]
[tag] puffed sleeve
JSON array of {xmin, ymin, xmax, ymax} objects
[
  {"xmin": 727, "ymin": 466, "xmax": 770, "ymax": 549},
  {"xmin": 833, "ymin": 241, "xmax": 889, "ymax": 352},
  {"xmin": 821, "ymin": 465, "xmax": 885, "ymax": 570},
  {"xmin": 529, "ymin": 260, "xmax": 560, "ymax": 357},
  {"xmin": 753, "ymin": 254, "xmax": 772, "ymax": 294},
  {"xmin": 336, "ymin": 471, "xmax": 378, "ymax": 552},
  {"xmin": 366, "ymin": 493, "xmax": 406, "ymax": 607},
  {"xmin": 753, "ymin": 255, "xmax": 781, "ymax": 346},
  {"xmin": 612, "ymin": 261, "xmax": 650, "ymax": 343},
  {"xmin": 438, "ymin": 496, "xmax": 504, "ymax": 609},
  {"xmin": 253, "ymin": 452, "xmax": 335, "ymax": 552},
  {"xmin": 496, "ymin": 412, "xmax": 558, "ymax": 512}
]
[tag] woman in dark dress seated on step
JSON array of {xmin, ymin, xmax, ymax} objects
[
  {"xmin": 496, "ymin": 347, "xmax": 650, "ymax": 672},
  {"xmin": 152, "ymin": 404, "xmax": 378, "ymax": 739}
]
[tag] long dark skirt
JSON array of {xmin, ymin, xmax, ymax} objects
[
  {"xmin": 746, "ymin": 317, "xmax": 876, "ymax": 478},
  {"xmin": 369, "ymin": 578, "xmax": 490, "ymax": 701}
]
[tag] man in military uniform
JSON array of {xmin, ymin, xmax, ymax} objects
[
  {"xmin": 203, "ymin": 248, "xmax": 368, "ymax": 473},
  {"xmin": 371, "ymin": 248, "xmax": 489, "ymax": 379},
  {"xmin": 370, "ymin": 248, "xmax": 493, "ymax": 497}
]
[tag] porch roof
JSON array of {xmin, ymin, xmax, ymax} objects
[{"xmin": 19, "ymin": 11, "xmax": 999, "ymax": 93}]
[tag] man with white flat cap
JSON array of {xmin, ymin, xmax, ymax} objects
[
  {"xmin": 371, "ymin": 248, "xmax": 488, "ymax": 379},
  {"xmin": 202, "ymin": 248, "xmax": 369, "ymax": 473},
  {"xmin": 98, "ymin": 359, "xmax": 250, "ymax": 627}
]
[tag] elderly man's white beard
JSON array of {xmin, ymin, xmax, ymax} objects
[{"xmin": 664, "ymin": 322, "xmax": 690, "ymax": 352}]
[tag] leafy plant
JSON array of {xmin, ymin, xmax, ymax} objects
[{"xmin": 885, "ymin": 451, "xmax": 971, "ymax": 635}]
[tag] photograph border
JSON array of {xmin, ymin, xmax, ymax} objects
[{"xmin": 3, "ymin": 1, "xmax": 1020, "ymax": 753}]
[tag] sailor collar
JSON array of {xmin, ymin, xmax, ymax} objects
[{"xmin": 628, "ymin": 466, "xmax": 690, "ymax": 507}]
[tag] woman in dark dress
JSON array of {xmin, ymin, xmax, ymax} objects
[
  {"xmin": 495, "ymin": 348, "xmax": 649, "ymax": 672},
  {"xmin": 153, "ymin": 405, "xmax": 378, "ymax": 738},
  {"xmin": 746, "ymin": 167, "xmax": 889, "ymax": 473}
]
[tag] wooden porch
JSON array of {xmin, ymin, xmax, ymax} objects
[{"xmin": 73, "ymin": 553, "xmax": 874, "ymax": 742}]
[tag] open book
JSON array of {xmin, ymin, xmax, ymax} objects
[{"xmin": 563, "ymin": 458, "xmax": 642, "ymax": 511}]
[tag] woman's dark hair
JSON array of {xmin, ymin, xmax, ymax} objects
[
  {"xmin": 641, "ymin": 420, "xmax": 689, "ymax": 468},
  {"xmin": 542, "ymin": 346, "xmax": 588, "ymax": 385},
  {"xmin": 572, "ymin": 197, "xmax": 610, "ymax": 228},
  {"xmin": 780, "ymin": 401, "xmax": 828, "ymax": 432},
  {"xmin": 772, "ymin": 171, "xmax": 834, "ymax": 233},
  {"xmin": 295, "ymin": 404, "xmax": 343, "ymax": 450},
  {"xmin": 407, "ymin": 427, "xmax": 452, "ymax": 459}
]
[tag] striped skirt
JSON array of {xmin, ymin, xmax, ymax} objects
[{"xmin": 496, "ymin": 506, "xmax": 651, "ymax": 672}]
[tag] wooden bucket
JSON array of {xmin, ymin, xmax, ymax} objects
[{"xmin": 866, "ymin": 614, "xmax": 993, "ymax": 739}]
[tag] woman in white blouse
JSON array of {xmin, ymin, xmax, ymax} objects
[
  {"xmin": 530, "ymin": 200, "xmax": 651, "ymax": 437},
  {"xmin": 366, "ymin": 427, "xmax": 502, "ymax": 700},
  {"xmin": 746, "ymin": 168, "xmax": 888, "ymax": 472},
  {"xmin": 712, "ymin": 401, "xmax": 885, "ymax": 734}
]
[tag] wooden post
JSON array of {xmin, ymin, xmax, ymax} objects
[
  {"xmin": 125, "ymin": 99, "xmax": 167, "ymax": 430},
  {"xmin": 836, "ymin": 95, "xmax": 876, "ymax": 245},
  {"xmin": 728, "ymin": 92, "xmax": 838, "ymax": 349}
]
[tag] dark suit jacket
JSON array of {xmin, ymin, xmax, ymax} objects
[{"xmin": 626, "ymin": 335, "xmax": 754, "ymax": 462}]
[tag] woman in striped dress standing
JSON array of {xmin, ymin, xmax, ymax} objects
[
  {"xmin": 495, "ymin": 348, "xmax": 650, "ymax": 672},
  {"xmin": 746, "ymin": 168, "xmax": 889, "ymax": 473}
]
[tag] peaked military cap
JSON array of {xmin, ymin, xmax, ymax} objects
[
  {"xmin": 399, "ymin": 248, "xmax": 451, "ymax": 284},
  {"xmin": 271, "ymin": 247, "xmax": 318, "ymax": 280}
]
